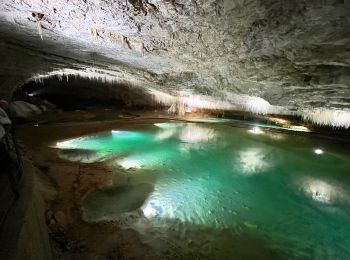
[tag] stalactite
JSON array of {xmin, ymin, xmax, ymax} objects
[
  {"xmin": 301, "ymin": 108, "xmax": 350, "ymax": 129},
  {"xmin": 28, "ymin": 70, "xmax": 350, "ymax": 128},
  {"xmin": 37, "ymin": 21, "xmax": 43, "ymax": 40}
]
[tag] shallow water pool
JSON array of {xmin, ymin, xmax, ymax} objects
[{"xmin": 55, "ymin": 122, "xmax": 350, "ymax": 259}]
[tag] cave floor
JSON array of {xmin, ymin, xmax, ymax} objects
[
  {"xmin": 16, "ymin": 110, "xmax": 170, "ymax": 259},
  {"xmin": 15, "ymin": 109, "xmax": 350, "ymax": 259}
]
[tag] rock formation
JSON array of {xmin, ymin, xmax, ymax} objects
[{"xmin": 0, "ymin": 1, "xmax": 350, "ymax": 126}]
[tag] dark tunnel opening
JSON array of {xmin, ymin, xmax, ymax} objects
[{"xmin": 15, "ymin": 75, "xmax": 154, "ymax": 111}]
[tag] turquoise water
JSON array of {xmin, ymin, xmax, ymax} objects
[{"xmin": 56, "ymin": 122, "xmax": 350, "ymax": 259}]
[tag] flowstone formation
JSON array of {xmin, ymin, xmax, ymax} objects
[{"xmin": 1, "ymin": 1, "xmax": 350, "ymax": 126}]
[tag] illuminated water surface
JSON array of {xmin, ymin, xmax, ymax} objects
[{"xmin": 56, "ymin": 122, "xmax": 350, "ymax": 259}]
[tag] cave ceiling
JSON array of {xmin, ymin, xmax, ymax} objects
[{"xmin": 1, "ymin": 0, "xmax": 350, "ymax": 119}]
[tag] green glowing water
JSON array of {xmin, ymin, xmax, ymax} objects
[{"xmin": 56, "ymin": 122, "xmax": 350, "ymax": 259}]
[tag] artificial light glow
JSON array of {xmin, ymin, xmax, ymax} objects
[
  {"xmin": 248, "ymin": 126, "xmax": 264, "ymax": 135},
  {"xmin": 152, "ymin": 89, "xmax": 287, "ymax": 115},
  {"xmin": 308, "ymin": 181, "xmax": 332, "ymax": 203},
  {"xmin": 117, "ymin": 151, "xmax": 171, "ymax": 170},
  {"xmin": 314, "ymin": 149, "xmax": 324, "ymax": 155},
  {"xmin": 118, "ymin": 157, "xmax": 143, "ymax": 169},
  {"xmin": 111, "ymin": 130, "xmax": 136, "ymax": 135},
  {"xmin": 142, "ymin": 201, "xmax": 162, "ymax": 218},
  {"xmin": 237, "ymin": 148, "xmax": 270, "ymax": 175},
  {"xmin": 56, "ymin": 140, "xmax": 76, "ymax": 149},
  {"xmin": 300, "ymin": 178, "xmax": 349, "ymax": 204},
  {"xmin": 140, "ymin": 179, "xmax": 209, "ymax": 222},
  {"xmin": 111, "ymin": 130, "xmax": 144, "ymax": 139}
]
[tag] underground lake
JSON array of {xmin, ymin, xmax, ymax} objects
[{"xmin": 53, "ymin": 121, "xmax": 350, "ymax": 259}]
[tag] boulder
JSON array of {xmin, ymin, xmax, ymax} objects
[{"xmin": 7, "ymin": 101, "xmax": 42, "ymax": 120}]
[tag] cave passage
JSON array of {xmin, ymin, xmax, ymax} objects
[
  {"xmin": 1, "ymin": 0, "xmax": 350, "ymax": 259},
  {"xmin": 17, "ymin": 76, "xmax": 153, "ymax": 111}
]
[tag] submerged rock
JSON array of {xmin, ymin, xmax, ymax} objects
[
  {"xmin": 58, "ymin": 149, "xmax": 105, "ymax": 163},
  {"xmin": 82, "ymin": 183, "xmax": 154, "ymax": 222}
]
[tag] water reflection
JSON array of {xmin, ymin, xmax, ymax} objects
[
  {"xmin": 236, "ymin": 148, "xmax": 271, "ymax": 175},
  {"xmin": 177, "ymin": 124, "xmax": 218, "ymax": 153},
  {"xmin": 142, "ymin": 200, "xmax": 163, "ymax": 218},
  {"xmin": 248, "ymin": 126, "xmax": 264, "ymax": 135},
  {"xmin": 56, "ymin": 139, "xmax": 78, "ymax": 149},
  {"xmin": 118, "ymin": 151, "xmax": 170, "ymax": 170},
  {"xmin": 154, "ymin": 128, "xmax": 177, "ymax": 141},
  {"xmin": 118, "ymin": 156, "xmax": 144, "ymax": 169},
  {"xmin": 265, "ymin": 132, "xmax": 285, "ymax": 140},
  {"xmin": 179, "ymin": 124, "xmax": 216, "ymax": 144},
  {"xmin": 111, "ymin": 130, "xmax": 145, "ymax": 139},
  {"xmin": 58, "ymin": 149, "xmax": 105, "ymax": 163},
  {"xmin": 300, "ymin": 177, "xmax": 349, "ymax": 205},
  {"xmin": 314, "ymin": 148, "xmax": 324, "ymax": 155}
]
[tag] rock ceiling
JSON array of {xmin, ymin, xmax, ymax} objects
[{"xmin": 0, "ymin": 0, "xmax": 350, "ymax": 126}]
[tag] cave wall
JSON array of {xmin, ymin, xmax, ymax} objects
[{"xmin": 0, "ymin": 0, "xmax": 350, "ymax": 125}]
